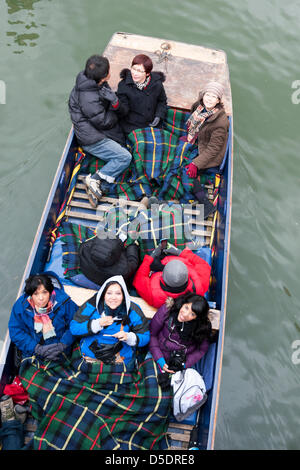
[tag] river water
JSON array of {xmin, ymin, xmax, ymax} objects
[{"xmin": 0, "ymin": 0, "xmax": 300, "ymax": 450}]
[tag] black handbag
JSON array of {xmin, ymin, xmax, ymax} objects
[{"xmin": 89, "ymin": 340, "xmax": 123, "ymax": 364}]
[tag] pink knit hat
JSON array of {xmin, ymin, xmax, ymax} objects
[{"xmin": 202, "ymin": 81, "xmax": 224, "ymax": 99}]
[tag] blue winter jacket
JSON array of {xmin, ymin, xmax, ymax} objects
[
  {"xmin": 9, "ymin": 288, "xmax": 78, "ymax": 357},
  {"xmin": 70, "ymin": 275, "xmax": 150, "ymax": 364}
]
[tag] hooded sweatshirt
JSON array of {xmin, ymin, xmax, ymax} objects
[{"xmin": 70, "ymin": 275, "xmax": 150, "ymax": 364}]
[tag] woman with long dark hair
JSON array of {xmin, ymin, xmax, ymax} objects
[{"xmin": 149, "ymin": 293, "xmax": 212, "ymax": 373}]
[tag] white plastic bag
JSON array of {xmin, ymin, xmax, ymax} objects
[{"xmin": 171, "ymin": 368, "xmax": 207, "ymax": 422}]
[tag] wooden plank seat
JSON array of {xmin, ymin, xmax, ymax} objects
[{"xmin": 167, "ymin": 422, "xmax": 194, "ymax": 450}]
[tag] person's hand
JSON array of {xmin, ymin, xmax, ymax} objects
[
  {"xmin": 99, "ymin": 316, "xmax": 114, "ymax": 327},
  {"xmin": 151, "ymin": 244, "xmax": 163, "ymax": 258},
  {"xmin": 187, "ymin": 133, "xmax": 194, "ymax": 143},
  {"xmin": 112, "ymin": 331, "xmax": 128, "ymax": 342},
  {"xmin": 162, "ymin": 364, "xmax": 175, "ymax": 374},
  {"xmin": 44, "ymin": 343, "xmax": 67, "ymax": 361},
  {"xmin": 163, "ymin": 244, "xmax": 182, "ymax": 256},
  {"xmin": 185, "ymin": 162, "xmax": 198, "ymax": 178},
  {"xmin": 149, "ymin": 116, "xmax": 160, "ymax": 127},
  {"xmin": 34, "ymin": 343, "xmax": 59, "ymax": 358},
  {"xmin": 99, "ymin": 87, "xmax": 118, "ymax": 105}
]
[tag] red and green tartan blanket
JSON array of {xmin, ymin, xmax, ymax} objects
[
  {"xmin": 80, "ymin": 108, "xmax": 200, "ymax": 202},
  {"xmin": 19, "ymin": 346, "xmax": 172, "ymax": 450}
]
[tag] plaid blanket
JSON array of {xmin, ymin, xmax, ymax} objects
[
  {"xmin": 80, "ymin": 108, "xmax": 199, "ymax": 202},
  {"xmin": 108, "ymin": 203, "xmax": 200, "ymax": 259},
  {"xmin": 58, "ymin": 221, "xmax": 95, "ymax": 279},
  {"xmin": 57, "ymin": 201, "xmax": 200, "ymax": 276},
  {"xmin": 19, "ymin": 346, "xmax": 172, "ymax": 450}
]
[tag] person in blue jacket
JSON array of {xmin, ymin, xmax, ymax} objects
[
  {"xmin": 70, "ymin": 275, "xmax": 150, "ymax": 367},
  {"xmin": 8, "ymin": 274, "xmax": 78, "ymax": 361}
]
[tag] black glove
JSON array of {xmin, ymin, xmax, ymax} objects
[
  {"xmin": 149, "ymin": 116, "xmax": 160, "ymax": 127},
  {"xmin": 99, "ymin": 87, "xmax": 118, "ymax": 105},
  {"xmin": 34, "ymin": 343, "xmax": 59, "ymax": 358},
  {"xmin": 150, "ymin": 257, "xmax": 164, "ymax": 272},
  {"xmin": 44, "ymin": 343, "xmax": 68, "ymax": 361},
  {"xmin": 151, "ymin": 244, "xmax": 163, "ymax": 259},
  {"xmin": 163, "ymin": 244, "xmax": 182, "ymax": 256}
]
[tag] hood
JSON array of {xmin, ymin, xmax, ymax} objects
[
  {"xmin": 119, "ymin": 68, "xmax": 166, "ymax": 83},
  {"xmin": 95, "ymin": 275, "xmax": 131, "ymax": 314}
]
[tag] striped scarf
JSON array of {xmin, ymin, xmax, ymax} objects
[
  {"xmin": 28, "ymin": 293, "xmax": 57, "ymax": 340},
  {"xmin": 186, "ymin": 104, "xmax": 219, "ymax": 144},
  {"xmin": 134, "ymin": 75, "xmax": 151, "ymax": 90}
]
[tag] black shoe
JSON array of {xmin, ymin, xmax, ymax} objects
[
  {"xmin": 202, "ymin": 198, "xmax": 217, "ymax": 219},
  {"xmin": 194, "ymin": 190, "xmax": 216, "ymax": 219}
]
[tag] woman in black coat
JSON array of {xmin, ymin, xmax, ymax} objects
[{"xmin": 116, "ymin": 54, "xmax": 168, "ymax": 135}]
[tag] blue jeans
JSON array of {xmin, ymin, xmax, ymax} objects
[{"xmin": 83, "ymin": 138, "xmax": 132, "ymax": 188}]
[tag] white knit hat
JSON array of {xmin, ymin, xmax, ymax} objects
[{"xmin": 202, "ymin": 81, "xmax": 224, "ymax": 99}]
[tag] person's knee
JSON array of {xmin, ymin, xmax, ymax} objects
[{"xmin": 120, "ymin": 149, "xmax": 132, "ymax": 166}]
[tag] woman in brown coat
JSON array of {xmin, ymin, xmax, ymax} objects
[{"xmin": 185, "ymin": 81, "xmax": 229, "ymax": 218}]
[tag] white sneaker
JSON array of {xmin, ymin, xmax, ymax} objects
[{"xmin": 85, "ymin": 174, "xmax": 103, "ymax": 205}]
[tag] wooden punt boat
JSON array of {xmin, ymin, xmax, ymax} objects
[{"xmin": 0, "ymin": 32, "xmax": 233, "ymax": 450}]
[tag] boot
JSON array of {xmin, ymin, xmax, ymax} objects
[
  {"xmin": 14, "ymin": 404, "xmax": 30, "ymax": 424},
  {"xmin": 0, "ymin": 395, "xmax": 15, "ymax": 422},
  {"xmin": 192, "ymin": 182, "xmax": 216, "ymax": 220}
]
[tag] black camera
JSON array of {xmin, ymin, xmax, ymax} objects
[{"xmin": 168, "ymin": 350, "xmax": 186, "ymax": 372}]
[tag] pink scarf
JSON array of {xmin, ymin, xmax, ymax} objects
[{"xmin": 28, "ymin": 292, "xmax": 57, "ymax": 340}]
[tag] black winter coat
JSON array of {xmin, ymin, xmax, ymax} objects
[
  {"xmin": 68, "ymin": 71, "xmax": 125, "ymax": 146},
  {"xmin": 79, "ymin": 237, "xmax": 140, "ymax": 286},
  {"xmin": 116, "ymin": 69, "xmax": 168, "ymax": 134}
]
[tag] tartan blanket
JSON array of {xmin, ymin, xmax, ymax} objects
[
  {"xmin": 99, "ymin": 202, "xmax": 201, "ymax": 259},
  {"xmin": 19, "ymin": 346, "xmax": 172, "ymax": 450},
  {"xmin": 80, "ymin": 108, "xmax": 199, "ymax": 202},
  {"xmin": 57, "ymin": 202, "xmax": 200, "ymax": 280},
  {"xmin": 58, "ymin": 221, "xmax": 96, "ymax": 279}
]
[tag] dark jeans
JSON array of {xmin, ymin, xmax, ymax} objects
[{"xmin": 0, "ymin": 419, "xmax": 24, "ymax": 450}]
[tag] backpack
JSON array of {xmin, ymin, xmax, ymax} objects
[{"xmin": 171, "ymin": 368, "xmax": 207, "ymax": 422}]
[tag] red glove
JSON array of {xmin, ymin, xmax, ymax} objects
[{"xmin": 185, "ymin": 162, "xmax": 198, "ymax": 178}]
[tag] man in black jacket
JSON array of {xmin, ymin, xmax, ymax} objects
[{"xmin": 68, "ymin": 55, "xmax": 132, "ymax": 207}]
